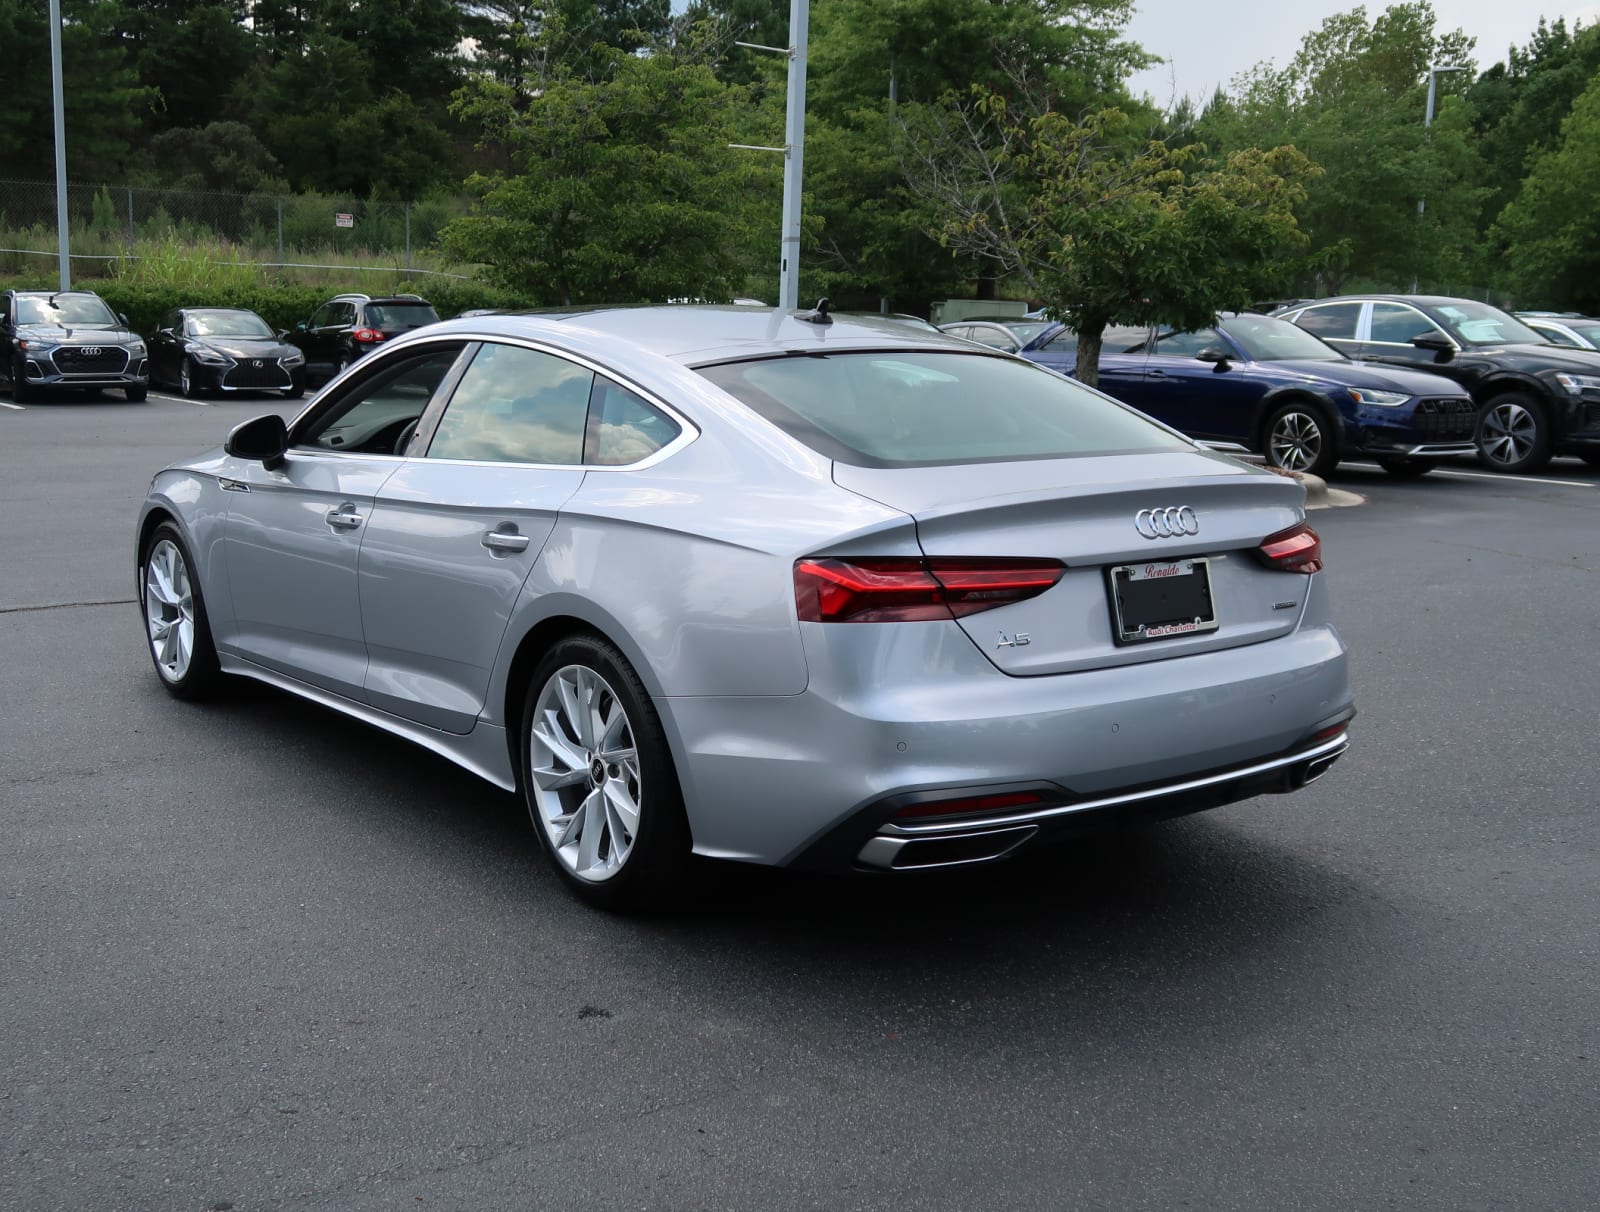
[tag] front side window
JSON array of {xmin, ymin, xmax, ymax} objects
[
  {"xmin": 1294, "ymin": 302, "xmax": 1362, "ymax": 340},
  {"xmin": 1368, "ymin": 303, "xmax": 1447, "ymax": 346},
  {"xmin": 697, "ymin": 351, "xmax": 1189, "ymax": 467},
  {"xmin": 297, "ymin": 345, "xmax": 465, "ymax": 454},
  {"xmin": 427, "ymin": 343, "xmax": 593, "ymax": 465},
  {"xmin": 1151, "ymin": 328, "xmax": 1223, "ymax": 358}
]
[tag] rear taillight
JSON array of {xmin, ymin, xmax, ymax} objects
[
  {"xmin": 1257, "ymin": 522, "xmax": 1323, "ymax": 574},
  {"xmin": 351, "ymin": 327, "xmax": 385, "ymax": 344},
  {"xmin": 794, "ymin": 557, "xmax": 1066, "ymax": 623}
]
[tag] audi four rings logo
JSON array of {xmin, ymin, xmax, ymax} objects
[
  {"xmin": 1134, "ymin": 506, "xmax": 1199, "ymax": 539},
  {"xmin": 81, "ymin": 346, "xmax": 102, "ymax": 356}
]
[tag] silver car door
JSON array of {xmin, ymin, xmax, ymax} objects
[
  {"xmin": 357, "ymin": 340, "xmax": 597, "ymax": 733},
  {"xmin": 220, "ymin": 343, "xmax": 469, "ymax": 701}
]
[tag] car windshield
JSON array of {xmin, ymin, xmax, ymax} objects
[
  {"xmin": 1430, "ymin": 301, "xmax": 1546, "ymax": 346},
  {"xmin": 365, "ymin": 303, "xmax": 439, "ymax": 329},
  {"xmin": 15, "ymin": 294, "xmax": 118, "ymax": 327},
  {"xmin": 1220, "ymin": 314, "xmax": 1345, "ymax": 362},
  {"xmin": 697, "ymin": 351, "xmax": 1189, "ymax": 467},
  {"xmin": 187, "ymin": 310, "xmax": 273, "ymax": 338}
]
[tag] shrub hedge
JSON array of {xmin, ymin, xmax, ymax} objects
[{"xmin": 0, "ymin": 277, "xmax": 532, "ymax": 336}]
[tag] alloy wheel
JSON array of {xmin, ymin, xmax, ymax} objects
[
  {"xmin": 1478, "ymin": 401, "xmax": 1537, "ymax": 467},
  {"xmin": 143, "ymin": 538, "xmax": 195, "ymax": 682},
  {"xmin": 527, "ymin": 665, "xmax": 641, "ymax": 883},
  {"xmin": 1269, "ymin": 411, "xmax": 1323, "ymax": 472}
]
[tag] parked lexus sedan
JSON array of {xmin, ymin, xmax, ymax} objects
[
  {"xmin": 2, "ymin": 288, "xmax": 148, "ymax": 402},
  {"xmin": 135, "ymin": 307, "xmax": 1353, "ymax": 910},
  {"xmin": 148, "ymin": 307, "xmax": 306, "ymax": 398},
  {"xmin": 1277, "ymin": 295, "xmax": 1600, "ymax": 472},
  {"xmin": 1020, "ymin": 313, "xmax": 1477, "ymax": 477}
]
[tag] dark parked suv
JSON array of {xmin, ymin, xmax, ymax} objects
[
  {"xmin": 1278, "ymin": 295, "xmax": 1600, "ymax": 473},
  {"xmin": 1, "ymin": 289, "xmax": 149, "ymax": 402},
  {"xmin": 288, "ymin": 293, "xmax": 440, "ymax": 385}
]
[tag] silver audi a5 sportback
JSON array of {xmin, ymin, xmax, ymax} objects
[{"xmin": 136, "ymin": 306, "xmax": 1354, "ymax": 910}]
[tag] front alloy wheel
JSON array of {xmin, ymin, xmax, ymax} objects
[
  {"xmin": 1475, "ymin": 396, "xmax": 1552, "ymax": 474},
  {"xmin": 521, "ymin": 637, "xmax": 690, "ymax": 910},
  {"xmin": 1264, "ymin": 402, "xmax": 1339, "ymax": 477},
  {"xmin": 139, "ymin": 523, "xmax": 222, "ymax": 698}
]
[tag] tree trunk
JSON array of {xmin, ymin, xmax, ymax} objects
[
  {"xmin": 975, "ymin": 273, "xmax": 996, "ymax": 300},
  {"xmin": 1074, "ymin": 322, "xmax": 1105, "ymax": 389}
]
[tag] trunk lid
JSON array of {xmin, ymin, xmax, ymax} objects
[{"xmin": 833, "ymin": 451, "xmax": 1311, "ymax": 675}]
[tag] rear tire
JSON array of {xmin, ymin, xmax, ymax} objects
[
  {"xmin": 1373, "ymin": 457, "xmax": 1438, "ymax": 479},
  {"xmin": 1475, "ymin": 393, "xmax": 1553, "ymax": 474},
  {"xmin": 139, "ymin": 522, "xmax": 224, "ymax": 700},
  {"xmin": 519, "ymin": 635, "xmax": 691, "ymax": 912},
  {"xmin": 1263, "ymin": 401, "xmax": 1341, "ymax": 478}
]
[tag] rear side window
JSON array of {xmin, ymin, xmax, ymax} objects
[
  {"xmin": 585, "ymin": 376, "xmax": 680, "ymax": 465},
  {"xmin": 696, "ymin": 351, "xmax": 1188, "ymax": 467},
  {"xmin": 1295, "ymin": 302, "xmax": 1362, "ymax": 340}
]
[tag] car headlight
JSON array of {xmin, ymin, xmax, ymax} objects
[
  {"xmin": 16, "ymin": 339, "xmax": 54, "ymax": 352},
  {"xmin": 1348, "ymin": 387, "xmax": 1409, "ymax": 407},
  {"xmin": 279, "ymin": 350, "xmax": 305, "ymax": 367},
  {"xmin": 191, "ymin": 347, "xmax": 230, "ymax": 365},
  {"xmin": 1554, "ymin": 372, "xmax": 1600, "ymax": 395},
  {"xmin": 127, "ymin": 341, "xmax": 147, "ymax": 356}
]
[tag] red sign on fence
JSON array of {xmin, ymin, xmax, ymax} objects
[{"xmin": 334, "ymin": 213, "xmax": 354, "ymax": 229}]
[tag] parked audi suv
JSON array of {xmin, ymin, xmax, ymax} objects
[
  {"xmin": 1, "ymin": 289, "xmax": 149, "ymax": 402},
  {"xmin": 1277, "ymin": 295, "xmax": 1600, "ymax": 472},
  {"xmin": 1020, "ymin": 312, "xmax": 1477, "ymax": 477}
]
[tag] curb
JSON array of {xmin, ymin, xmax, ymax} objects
[{"xmin": 1286, "ymin": 470, "xmax": 1365, "ymax": 510}]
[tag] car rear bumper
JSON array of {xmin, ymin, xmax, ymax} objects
[{"xmin": 661, "ymin": 612, "xmax": 1353, "ymax": 870}]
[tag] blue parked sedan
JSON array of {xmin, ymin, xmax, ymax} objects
[{"xmin": 1021, "ymin": 312, "xmax": 1478, "ymax": 477}]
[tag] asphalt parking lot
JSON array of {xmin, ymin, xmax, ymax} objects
[{"xmin": 2, "ymin": 391, "xmax": 1597, "ymax": 1210}]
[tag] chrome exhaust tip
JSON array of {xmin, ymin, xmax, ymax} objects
[{"xmin": 858, "ymin": 825, "xmax": 1038, "ymax": 871}]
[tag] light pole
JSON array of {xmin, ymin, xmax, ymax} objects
[
  {"xmin": 1413, "ymin": 62, "xmax": 1469, "ymax": 292},
  {"xmin": 49, "ymin": 0, "xmax": 70, "ymax": 291}
]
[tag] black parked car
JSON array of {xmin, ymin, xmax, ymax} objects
[
  {"xmin": 1, "ymin": 289, "xmax": 148, "ymax": 402},
  {"xmin": 1277, "ymin": 295, "xmax": 1600, "ymax": 472},
  {"xmin": 148, "ymin": 307, "xmax": 306, "ymax": 399},
  {"xmin": 288, "ymin": 293, "xmax": 440, "ymax": 385}
]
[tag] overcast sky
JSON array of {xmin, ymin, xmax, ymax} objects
[{"xmin": 1124, "ymin": 0, "xmax": 1600, "ymax": 109}]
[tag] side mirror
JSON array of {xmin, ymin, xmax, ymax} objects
[
  {"xmin": 1195, "ymin": 346, "xmax": 1232, "ymax": 367},
  {"xmin": 118, "ymin": 312, "xmax": 130, "ymax": 326},
  {"xmin": 276, "ymin": 329, "xmax": 290, "ymax": 341},
  {"xmin": 1410, "ymin": 332, "xmax": 1454, "ymax": 359},
  {"xmin": 225, "ymin": 413, "xmax": 289, "ymax": 470},
  {"xmin": 295, "ymin": 321, "xmax": 308, "ymax": 332}
]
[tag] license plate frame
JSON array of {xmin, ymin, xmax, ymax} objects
[{"xmin": 1106, "ymin": 557, "xmax": 1219, "ymax": 645}]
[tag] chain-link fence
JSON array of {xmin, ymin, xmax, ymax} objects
[{"xmin": 0, "ymin": 179, "xmax": 472, "ymax": 279}]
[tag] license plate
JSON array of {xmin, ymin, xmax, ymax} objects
[{"xmin": 1107, "ymin": 558, "xmax": 1219, "ymax": 645}]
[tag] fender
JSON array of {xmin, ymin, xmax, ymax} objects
[{"xmin": 1251, "ymin": 383, "xmax": 1349, "ymax": 445}]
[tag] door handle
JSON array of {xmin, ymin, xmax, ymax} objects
[
  {"xmin": 481, "ymin": 528, "xmax": 530, "ymax": 554},
  {"xmin": 325, "ymin": 505, "xmax": 363, "ymax": 530},
  {"xmin": 1146, "ymin": 369, "xmax": 1168, "ymax": 379}
]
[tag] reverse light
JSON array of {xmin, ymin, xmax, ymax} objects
[
  {"xmin": 794, "ymin": 556, "xmax": 1066, "ymax": 623},
  {"xmin": 351, "ymin": 327, "xmax": 386, "ymax": 344},
  {"xmin": 1257, "ymin": 521, "xmax": 1323, "ymax": 574}
]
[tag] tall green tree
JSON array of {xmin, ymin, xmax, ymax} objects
[
  {"xmin": 910, "ymin": 98, "xmax": 1316, "ymax": 385},
  {"xmin": 1199, "ymin": 2, "xmax": 1481, "ymax": 294},
  {"xmin": 444, "ymin": 29, "xmax": 778, "ymax": 304}
]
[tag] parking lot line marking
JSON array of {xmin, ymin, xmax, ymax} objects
[
  {"xmin": 1342, "ymin": 462, "xmax": 1595, "ymax": 489},
  {"xmin": 150, "ymin": 392, "xmax": 208, "ymax": 406},
  {"xmin": 0, "ymin": 400, "xmax": 23, "ymax": 410}
]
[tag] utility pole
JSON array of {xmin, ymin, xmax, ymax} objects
[
  {"xmin": 730, "ymin": 0, "xmax": 810, "ymax": 308},
  {"xmin": 49, "ymin": 0, "xmax": 70, "ymax": 291},
  {"xmin": 1413, "ymin": 63, "xmax": 1468, "ymax": 293}
]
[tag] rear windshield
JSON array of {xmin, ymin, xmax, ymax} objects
[
  {"xmin": 365, "ymin": 303, "xmax": 439, "ymax": 329},
  {"xmin": 696, "ymin": 351, "xmax": 1189, "ymax": 467}
]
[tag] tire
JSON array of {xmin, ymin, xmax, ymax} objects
[
  {"xmin": 1373, "ymin": 457, "xmax": 1438, "ymax": 479},
  {"xmin": 125, "ymin": 383, "xmax": 147, "ymax": 402},
  {"xmin": 519, "ymin": 634, "xmax": 691, "ymax": 912},
  {"xmin": 282, "ymin": 375, "xmax": 305, "ymax": 400},
  {"xmin": 11, "ymin": 356, "xmax": 35, "ymax": 403},
  {"xmin": 1475, "ymin": 393, "xmax": 1553, "ymax": 474},
  {"xmin": 179, "ymin": 357, "xmax": 201, "ymax": 399},
  {"xmin": 1263, "ymin": 400, "xmax": 1341, "ymax": 477},
  {"xmin": 138, "ymin": 522, "xmax": 224, "ymax": 700}
]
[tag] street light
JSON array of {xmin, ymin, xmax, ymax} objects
[{"xmin": 1413, "ymin": 63, "xmax": 1470, "ymax": 291}]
